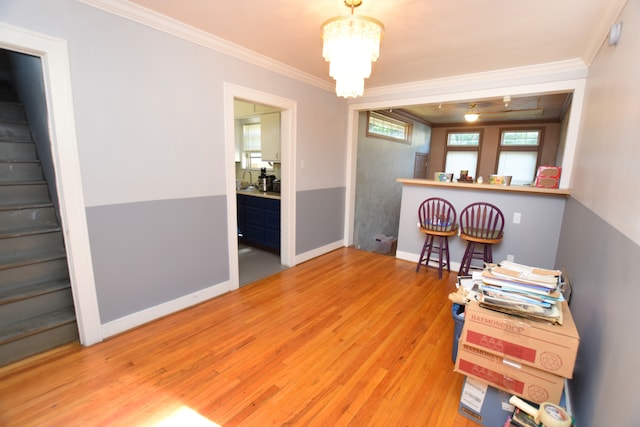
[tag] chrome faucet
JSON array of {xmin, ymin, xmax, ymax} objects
[{"xmin": 241, "ymin": 169, "xmax": 253, "ymax": 187}]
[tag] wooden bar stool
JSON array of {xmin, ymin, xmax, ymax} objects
[
  {"xmin": 416, "ymin": 197, "xmax": 458, "ymax": 278},
  {"xmin": 458, "ymin": 202, "xmax": 505, "ymax": 276}
]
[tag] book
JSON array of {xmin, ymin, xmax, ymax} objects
[
  {"xmin": 481, "ymin": 271, "xmax": 562, "ymax": 298},
  {"xmin": 481, "ymin": 282, "xmax": 564, "ymax": 303},
  {"xmin": 480, "ymin": 285, "xmax": 552, "ymax": 308},
  {"xmin": 490, "ymin": 266, "xmax": 558, "ymax": 289},
  {"xmin": 499, "ymin": 260, "xmax": 561, "ymax": 277},
  {"xmin": 479, "ymin": 299, "xmax": 563, "ymax": 324}
]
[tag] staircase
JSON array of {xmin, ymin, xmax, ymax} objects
[{"xmin": 0, "ymin": 76, "xmax": 78, "ymax": 366}]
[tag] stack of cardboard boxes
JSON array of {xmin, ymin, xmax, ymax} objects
[
  {"xmin": 454, "ymin": 298, "xmax": 579, "ymax": 424},
  {"xmin": 455, "ymin": 299, "xmax": 579, "ymax": 404}
]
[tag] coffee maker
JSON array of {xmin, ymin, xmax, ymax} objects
[{"xmin": 258, "ymin": 168, "xmax": 276, "ymax": 192}]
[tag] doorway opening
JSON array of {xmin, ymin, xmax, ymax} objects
[
  {"xmin": 223, "ymin": 83, "xmax": 297, "ymax": 289},
  {"xmin": 234, "ymin": 99, "xmax": 286, "ymax": 286},
  {"xmin": 0, "ymin": 24, "xmax": 101, "ymax": 346}
]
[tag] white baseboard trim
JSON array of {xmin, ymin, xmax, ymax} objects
[
  {"xmin": 395, "ymin": 250, "xmax": 419, "ymax": 263},
  {"xmin": 294, "ymin": 240, "xmax": 345, "ymax": 265},
  {"xmin": 396, "ymin": 250, "xmax": 462, "ymax": 273},
  {"xmin": 101, "ymin": 280, "xmax": 236, "ymax": 338}
]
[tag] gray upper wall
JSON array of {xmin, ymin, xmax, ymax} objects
[
  {"xmin": 0, "ymin": 0, "xmax": 348, "ymax": 327},
  {"xmin": 553, "ymin": 1, "xmax": 640, "ymax": 426}
]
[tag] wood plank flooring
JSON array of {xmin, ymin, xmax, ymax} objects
[{"xmin": 0, "ymin": 248, "xmax": 479, "ymax": 426}]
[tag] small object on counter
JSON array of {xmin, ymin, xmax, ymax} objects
[
  {"xmin": 477, "ymin": 176, "xmax": 483, "ymax": 184},
  {"xmin": 489, "ymin": 175, "xmax": 512, "ymax": 185},
  {"xmin": 535, "ymin": 166, "xmax": 562, "ymax": 188},
  {"xmin": 434, "ymin": 172, "xmax": 454, "ymax": 182}
]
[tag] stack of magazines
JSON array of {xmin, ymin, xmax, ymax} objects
[{"xmin": 472, "ymin": 261, "xmax": 564, "ymax": 324}]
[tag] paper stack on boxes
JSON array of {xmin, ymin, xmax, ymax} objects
[{"xmin": 451, "ymin": 261, "xmax": 579, "ymax": 425}]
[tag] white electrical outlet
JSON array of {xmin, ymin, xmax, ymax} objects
[
  {"xmin": 513, "ymin": 212, "xmax": 521, "ymax": 224},
  {"xmin": 507, "ymin": 254, "xmax": 515, "ymax": 262}
]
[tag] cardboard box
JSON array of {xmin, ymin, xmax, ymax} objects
[
  {"xmin": 535, "ymin": 166, "xmax": 562, "ymax": 188},
  {"xmin": 455, "ymin": 344, "xmax": 565, "ymax": 404},
  {"xmin": 458, "ymin": 376, "xmax": 514, "ymax": 426},
  {"xmin": 460, "ymin": 301, "xmax": 579, "ymax": 378}
]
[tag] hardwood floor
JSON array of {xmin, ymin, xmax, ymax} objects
[{"xmin": 0, "ymin": 248, "xmax": 479, "ymax": 426}]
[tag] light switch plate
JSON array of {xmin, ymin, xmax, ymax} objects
[{"xmin": 513, "ymin": 212, "xmax": 521, "ymax": 224}]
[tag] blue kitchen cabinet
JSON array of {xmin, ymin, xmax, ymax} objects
[
  {"xmin": 237, "ymin": 194, "xmax": 280, "ymax": 252},
  {"xmin": 263, "ymin": 198, "xmax": 281, "ymax": 250}
]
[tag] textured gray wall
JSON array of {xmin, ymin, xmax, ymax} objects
[
  {"xmin": 354, "ymin": 112, "xmax": 431, "ymax": 252},
  {"xmin": 296, "ymin": 187, "xmax": 345, "ymax": 254},
  {"xmin": 86, "ymin": 196, "xmax": 229, "ymax": 323},
  {"xmin": 556, "ymin": 197, "xmax": 640, "ymax": 427}
]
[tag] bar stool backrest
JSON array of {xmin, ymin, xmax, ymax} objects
[
  {"xmin": 418, "ymin": 197, "xmax": 458, "ymax": 232},
  {"xmin": 459, "ymin": 202, "xmax": 504, "ymax": 240}
]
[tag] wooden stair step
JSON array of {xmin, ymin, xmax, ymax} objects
[
  {"xmin": 0, "ymin": 202, "xmax": 54, "ymax": 211},
  {"xmin": 0, "ymin": 102, "xmax": 27, "ymax": 123},
  {"xmin": 0, "ymin": 306, "xmax": 76, "ymax": 345},
  {"xmin": 0, "ymin": 249, "xmax": 67, "ymax": 271},
  {"xmin": 0, "ymin": 224, "xmax": 62, "ymax": 239},
  {"xmin": 0, "ymin": 279, "xmax": 71, "ymax": 306},
  {"xmin": 0, "ymin": 180, "xmax": 47, "ymax": 186}
]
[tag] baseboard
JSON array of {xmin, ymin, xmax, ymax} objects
[
  {"xmin": 395, "ymin": 250, "xmax": 419, "ymax": 263},
  {"xmin": 294, "ymin": 240, "xmax": 345, "ymax": 265},
  {"xmin": 396, "ymin": 250, "xmax": 462, "ymax": 273},
  {"xmin": 101, "ymin": 280, "xmax": 236, "ymax": 338}
]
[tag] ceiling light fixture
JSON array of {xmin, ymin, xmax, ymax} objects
[
  {"xmin": 321, "ymin": 0, "xmax": 384, "ymax": 98},
  {"xmin": 464, "ymin": 104, "xmax": 479, "ymax": 122}
]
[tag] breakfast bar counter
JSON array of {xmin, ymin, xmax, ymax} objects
[
  {"xmin": 395, "ymin": 178, "xmax": 570, "ymax": 272},
  {"xmin": 396, "ymin": 178, "xmax": 570, "ymax": 196}
]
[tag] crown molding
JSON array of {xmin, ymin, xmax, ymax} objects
[
  {"xmin": 359, "ymin": 59, "xmax": 589, "ymax": 99},
  {"xmin": 78, "ymin": 0, "xmax": 334, "ymax": 93},
  {"xmin": 581, "ymin": 0, "xmax": 629, "ymax": 66}
]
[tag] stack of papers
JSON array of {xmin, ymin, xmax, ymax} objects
[{"xmin": 467, "ymin": 261, "xmax": 565, "ymax": 324}]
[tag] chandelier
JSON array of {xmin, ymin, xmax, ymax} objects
[
  {"xmin": 321, "ymin": 0, "xmax": 384, "ymax": 98},
  {"xmin": 464, "ymin": 104, "xmax": 480, "ymax": 122}
]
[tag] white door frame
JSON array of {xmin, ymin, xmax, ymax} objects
[
  {"xmin": 0, "ymin": 24, "xmax": 102, "ymax": 345},
  {"xmin": 223, "ymin": 83, "xmax": 297, "ymax": 287}
]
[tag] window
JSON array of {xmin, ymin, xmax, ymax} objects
[
  {"xmin": 366, "ymin": 111, "xmax": 412, "ymax": 144},
  {"xmin": 444, "ymin": 131, "xmax": 481, "ymax": 179},
  {"xmin": 497, "ymin": 129, "xmax": 542, "ymax": 185},
  {"xmin": 241, "ymin": 123, "xmax": 272, "ymax": 171}
]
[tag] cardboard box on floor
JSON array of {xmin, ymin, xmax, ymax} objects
[
  {"xmin": 455, "ymin": 344, "xmax": 565, "ymax": 404},
  {"xmin": 460, "ymin": 300, "xmax": 580, "ymax": 378},
  {"xmin": 458, "ymin": 376, "xmax": 514, "ymax": 426}
]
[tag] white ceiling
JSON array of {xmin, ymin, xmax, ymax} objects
[
  {"xmin": 126, "ymin": 0, "xmax": 625, "ymax": 89},
  {"xmin": 122, "ymin": 0, "xmax": 625, "ymax": 122}
]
